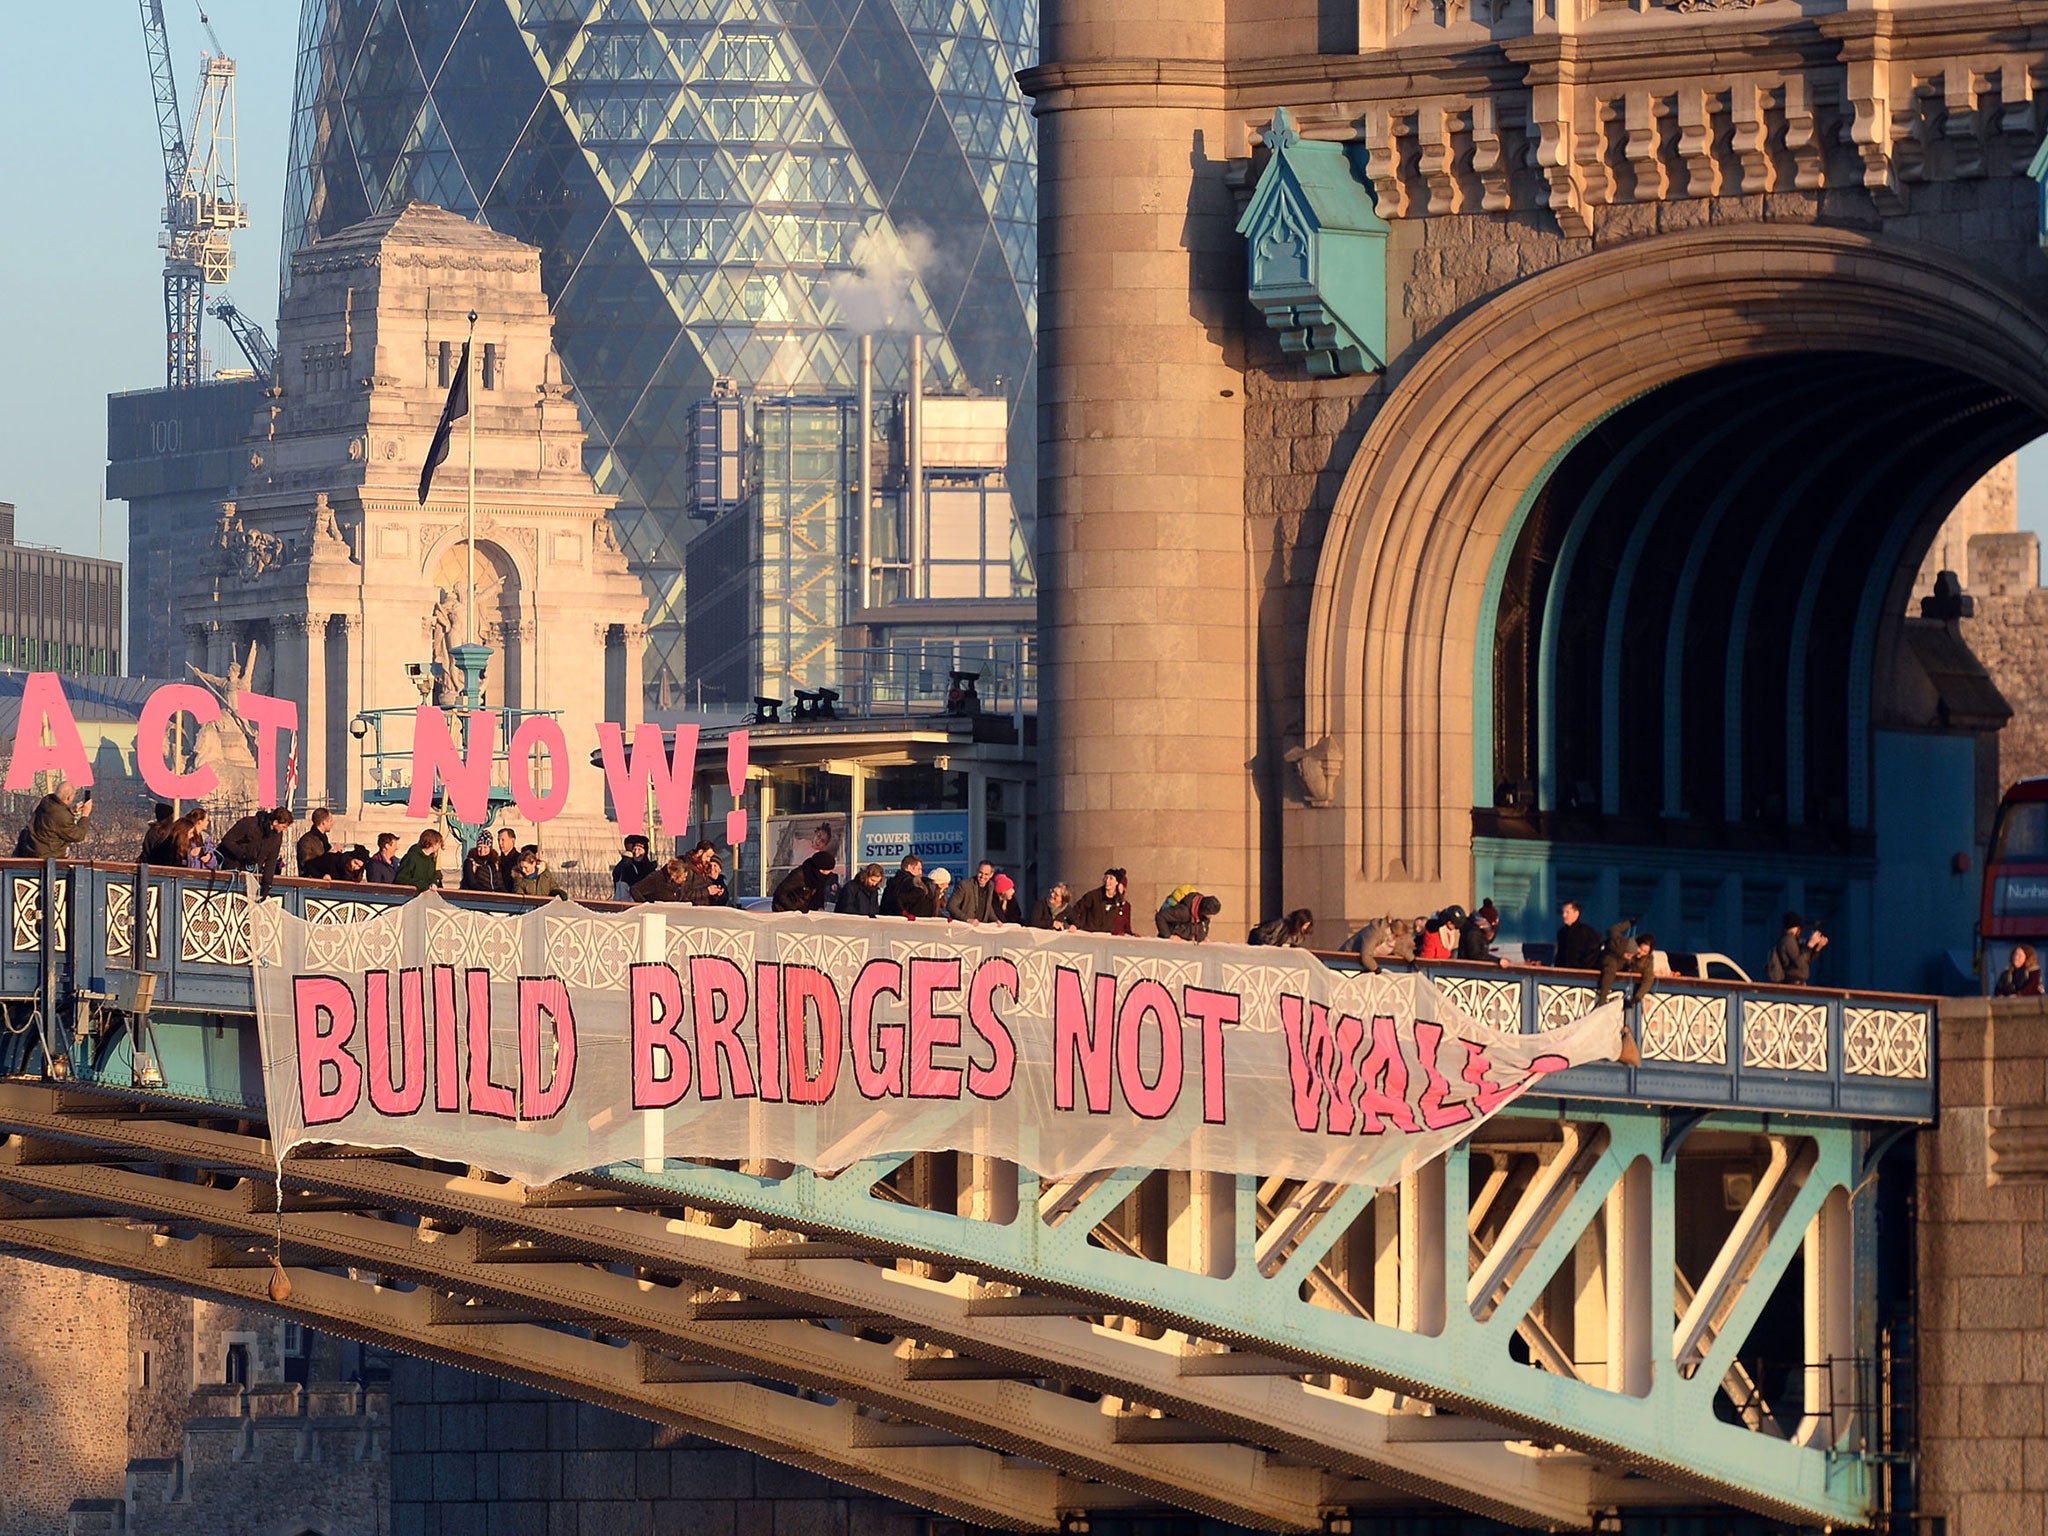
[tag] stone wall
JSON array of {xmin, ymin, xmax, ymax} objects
[
  {"xmin": 0, "ymin": 1255, "xmax": 138, "ymax": 1536},
  {"xmin": 390, "ymin": 1359, "xmax": 931, "ymax": 1536},
  {"xmin": 68, "ymin": 1382, "xmax": 389, "ymax": 1536},
  {"xmin": 1962, "ymin": 532, "xmax": 2048, "ymax": 793},
  {"xmin": 1918, "ymin": 996, "xmax": 2048, "ymax": 1531}
]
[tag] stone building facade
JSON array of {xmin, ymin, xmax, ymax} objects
[
  {"xmin": 1916, "ymin": 995, "xmax": 2048, "ymax": 1530},
  {"xmin": 178, "ymin": 204, "xmax": 644, "ymax": 832},
  {"xmin": 1024, "ymin": 0, "xmax": 2048, "ymax": 985},
  {"xmin": 1963, "ymin": 530, "xmax": 2048, "ymax": 795}
]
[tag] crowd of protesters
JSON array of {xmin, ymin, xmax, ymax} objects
[{"xmin": 18, "ymin": 786, "xmax": 1853, "ymax": 991}]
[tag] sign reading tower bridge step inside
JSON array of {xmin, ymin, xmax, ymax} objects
[{"xmin": 856, "ymin": 811, "xmax": 969, "ymax": 869}]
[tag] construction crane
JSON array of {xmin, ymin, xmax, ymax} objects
[
  {"xmin": 207, "ymin": 297, "xmax": 277, "ymax": 384},
  {"xmin": 138, "ymin": 1, "xmax": 258, "ymax": 389}
]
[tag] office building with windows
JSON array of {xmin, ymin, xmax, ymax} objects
[
  {"xmin": 0, "ymin": 505, "xmax": 123, "ymax": 678},
  {"xmin": 282, "ymin": 0, "xmax": 1037, "ymax": 708}
]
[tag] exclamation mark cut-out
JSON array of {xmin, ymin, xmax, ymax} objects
[{"xmin": 724, "ymin": 729, "xmax": 750, "ymax": 847}]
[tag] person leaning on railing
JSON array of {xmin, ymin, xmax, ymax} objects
[
  {"xmin": 394, "ymin": 829, "xmax": 445, "ymax": 893},
  {"xmin": 218, "ymin": 806, "xmax": 295, "ymax": 877}
]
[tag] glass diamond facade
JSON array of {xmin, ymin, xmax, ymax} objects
[{"xmin": 283, "ymin": 0, "xmax": 1037, "ymax": 709}]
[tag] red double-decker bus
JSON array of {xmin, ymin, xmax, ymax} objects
[{"xmin": 1981, "ymin": 777, "xmax": 2048, "ymax": 988}]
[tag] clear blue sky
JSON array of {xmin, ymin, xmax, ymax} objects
[
  {"xmin": 0, "ymin": 2, "xmax": 294, "ymax": 556},
  {"xmin": 2, "ymin": 7, "xmax": 2046, "ymax": 585}
]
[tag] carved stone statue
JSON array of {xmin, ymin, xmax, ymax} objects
[
  {"xmin": 430, "ymin": 588, "xmax": 466, "ymax": 707},
  {"xmin": 308, "ymin": 492, "xmax": 346, "ymax": 549},
  {"xmin": 211, "ymin": 504, "xmax": 285, "ymax": 585},
  {"xmin": 187, "ymin": 643, "xmax": 264, "ymax": 808}
]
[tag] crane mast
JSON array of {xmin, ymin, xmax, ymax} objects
[{"xmin": 138, "ymin": 1, "xmax": 249, "ymax": 389}]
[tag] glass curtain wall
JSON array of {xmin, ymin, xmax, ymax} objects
[{"xmin": 283, "ymin": 0, "xmax": 1038, "ymax": 711}]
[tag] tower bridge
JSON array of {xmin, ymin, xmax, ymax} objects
[
  {"xmin": 1023, "ymin": 0, "xmax": 2048, "ymax": 993},
  {"xmin": 0, "ymin": 862, "xmax": 1940, "ymax": 1530}
]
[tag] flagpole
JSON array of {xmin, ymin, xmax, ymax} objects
[{"xmin": 465, "ymin": 310, "xmax": 478, "ymax": 648}]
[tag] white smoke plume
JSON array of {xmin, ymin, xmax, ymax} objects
[{"xmin": 829, "ymin": 224, "xmax": 935, "ymax": 334}]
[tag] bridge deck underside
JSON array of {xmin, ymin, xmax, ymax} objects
[{"xmin": 0, "ymin": 1079, "xmax": 1892, "ymax": 1532}]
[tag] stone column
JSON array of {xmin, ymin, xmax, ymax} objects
[
  {"xmin": 620, "ymin": 623, "xmax": 648, "ymax": 730},
  {"xmin": 335, "ymin": 616, "xmax": 365, "ymax": 816},
  {"xmin": 273, "ymin": 614, "xmax": 326, "ymax": 811},
  {"xmin": 1022, "ymin": 1, "xmax": 1254, "ymax": 919}
]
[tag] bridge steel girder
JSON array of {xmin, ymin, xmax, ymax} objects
[
  {"xmin": 0, "ymin": 1212, "xmax": 1092, "ymax": 1531},
  {"xmin": 0, "ymin": 1087, "xmax": 1622, "ymax": 1529},
  {"xmin": 0, "ymin": 1084, "xmax": 1880, "ymax": 1531},
  {"xmin": 0, "ymin": 1154, "xmax": 1338, "ymax": 1532}
]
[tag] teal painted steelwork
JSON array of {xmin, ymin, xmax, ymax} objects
[
  {"xmin": 1717, "ymin": 392, "xmax": 1938, "ymax": 825},
  {"xmin": 1470, "ymin": 419, "xmax": 1613, "ymax": 801},
  {"xmin": 1782, "ymin": 415, "xmax": 1994, "ymax": 825},
  {"xmin": 1533, "ymin": 395, "xmax": 1734, "ymax": 813},
  {"xmin": 1595, "ymin": 389, "xmax": 1813, "ymax": 817},
  {"xmin": 585, "ymin": 1108, "xmax": 1879, "ymax": 1528},
  {"xmin": 0, "ymin": 863, "xmax": 1929, "ymax": 1527},
  {"xmin": 1237, "ymin": 108, "xmax": 1390, "ymax": 378},
  {"xmin": 1658, "ymin": 379, "xmax": 1896, "ymax": 819}
]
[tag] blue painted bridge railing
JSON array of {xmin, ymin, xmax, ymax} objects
[{"xmin": 0, "ymin": 859, "xmax": 1937, "ymax": 1124}]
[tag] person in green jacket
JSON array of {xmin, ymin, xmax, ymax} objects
[{"xmin": 394, "ymin": 829, "xmax": 445, "ymax": 892}]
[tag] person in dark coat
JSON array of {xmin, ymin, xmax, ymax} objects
[
  {"xmin": 1252, "ymin": 909, "xmax": 1315, "ymax": 948},
  {"xmin": 138, "ymin": 803, "xmax": 176, "ymax": 865},
  {"xmin": 219, "ymin": 807, "xmax": 294, "ymax": 875},
  {"xmin": 1157, "ymin": 890, "xmax": 1220, "ymax": 943},
  {"xmin": 773, "ymin": 851, "xmax": 837, "ymax": 913},
  {"xmin": 1030, "ymin": 881, "xmax": 1073, "ymax": 930},
  {"xmin": 1555, "ymin": 901, "xmax": 1603, "ymax": 972},
  {"xmin": 1765, "ymin": 912, "xmax": 1829, "ymax": 986},
  {"xmin": 460, "ymin": 839, "xmax": 502, "ymax": 892},
  {"xmin": 366, "ymin": 833, "xmax": 402, "ymax": 884},
  {"xmin": 835, "ymin": 864, "xmax": 885, "ymax": 916},
  {"xmin": 631, "ymin": 858, "xmax": 692, "ymax": 904},
  {"xmin": 1067, "ymin": 870, "xmax": 1131, "ymax": 935},
  {"xmin": 294, "ymin": 808, "xmax": 334, "ymax": 875},
  {"xmin": 304, "ymin": 845, "xmax": 370, "ymax": 882},
  {"xmin": 166, "ymin": 808, "xmax": 212, "ymax": 869},
  {"xmin": 880, "ymin": 857, "xmax": 936, "ymax": 918},
  {"xmin": 1456, "ymin": 911, "xmax": 1496, "ymax": 964},
  {"xmin": 1597, "ymin": 923, "xmax": 1655, "ymax": 1006},
  {"xmin": 393, "ymin": 830, "xmax": 445, "ymax": 892},
  {"xmin": 612, "ymin": 836, "xmax": 658, "ymax": 900},
  {"xmin": 1997, "ymin": 943, "xmax": 2044, "ymax": 997},
  {"xmin": 948, "ymin": 861, "xmax": 1000, "ymax": 922},
  {"xmin": 19, "ymin": 782, "xmax": 93, "ymax": 861}
]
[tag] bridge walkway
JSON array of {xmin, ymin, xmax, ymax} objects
[{"xmin": 0, "ymin": 861, "xmax": 1936, "ymax": 1531}]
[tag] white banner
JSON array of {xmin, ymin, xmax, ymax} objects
[{"xmin": 250, "ymin": 893, "xmax": 1626, "ymax": 1188}]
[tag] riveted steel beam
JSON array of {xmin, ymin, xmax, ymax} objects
[{"xmin": 0, "ymin": 1212, "xmax": 1074, "ymax": 1530}]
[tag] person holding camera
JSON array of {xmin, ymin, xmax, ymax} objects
[
  {"xmin": 18, "ymin": 780, "xmax": 92, "ymax": 860},
  {"xmin": 1766, "ymin": 912, "xmax": 1829, "ymax": 986}
]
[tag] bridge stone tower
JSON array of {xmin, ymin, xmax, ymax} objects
[
  {"xmin": 1025, "ymin": 0, "xmax": 2048, "ymax": 984},
  {"xmin": 180, "ymin": 205, "xmax": 644, "ymax": 825}
]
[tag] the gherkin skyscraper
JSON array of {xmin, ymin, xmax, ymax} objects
[{"xmin": 283, "ymin": 0, "xmax": 1037, "ymax": 706}]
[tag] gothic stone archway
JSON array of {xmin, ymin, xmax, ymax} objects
[{"xmin": 1293, "ymin": 224, "xmax": 2048, "ymax": 929}]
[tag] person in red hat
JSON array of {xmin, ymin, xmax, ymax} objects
[{"xmin": 987, "ymin": 873, "xmax": 1021, "ymax": 924}]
